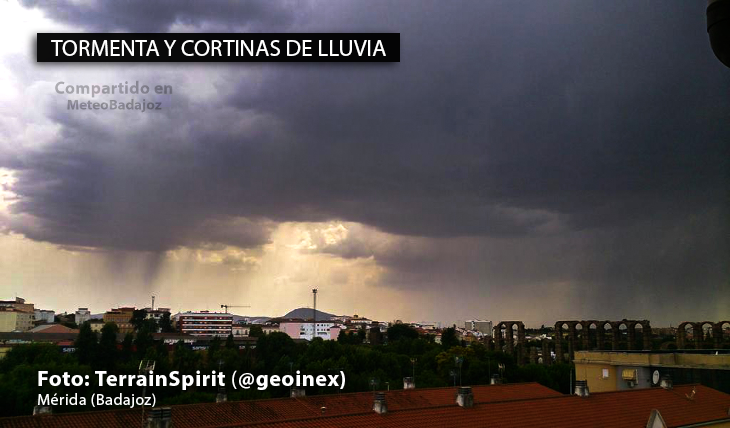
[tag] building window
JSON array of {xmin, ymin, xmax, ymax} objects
[{"xmin": 602, "ymin": 368, "xmax": 609, "ymax": 379}]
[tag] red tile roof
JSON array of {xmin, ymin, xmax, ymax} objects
[
  {"xmin": 223, "ymin": 385, "xmax": 730, "ymax": 428},
  {"xmin": 0, "ymin": 383, "xmax": 558, "ymax": 428},
  {"xmin": 1, "ymin": 384, "xmax": 728, "ymax": 428}
]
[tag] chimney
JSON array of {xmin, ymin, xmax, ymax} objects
[
  {"xmin": 659, "ymin": 375, "xmax": 673, "ymax": 390},
  {"xmin": 291, "ymin": 387, "xmax": 306, "ymax": 398},
  {"xmin": 490, "ymin": 374, "xmax": 502, "ymax": 385},
  {"xmin": 456, "ymin": 386, "xmax": 474, "ymax": 408},
  {"xmin": 216, "ymin": 387, "xmax": 227, "ymax": 403},
  {"xmin": 373, "ymin": 392, "xmax": 387, "ymax": 414},
  {"xmin": 147, "ymin": 407, "xmax": 172, "ymax": 428},
  {"xmin": 574, "ymin": 380, "xmax": 590, "ymax": 397},
  {"xmin": 403, "ymin": 376, "xmax": 415, "ymax": 389},
  {"xmin": 33, "ymin": 405, "xmax": 52, "ymax": 415}
]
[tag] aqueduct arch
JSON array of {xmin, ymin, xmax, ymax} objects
[
  {"xmin": 553, "ymin": 319, "xmax": 652, "ymax": 362},
  {"xmin": 493, "ymin": 321, "xmax": 526, "ymax": 364},
  {"xmin": 676, "ymin": 321, "xmax": 729, "ymax": 349}
]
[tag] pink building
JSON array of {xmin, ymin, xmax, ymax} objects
[{"xmin": 277, "ymin": 318, "xmax": 340, "ymax": 341}]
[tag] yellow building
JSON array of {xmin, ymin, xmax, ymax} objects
[
  {"xmin": 0, "ymin": 307, "xmax": 34, "ymax": 332},
  {"xmin": 574, "ymin": 350, "xmax": 730, "ymax": 393},
  {"xmin": 102, "ymin": 307, "xmax": 135, "ymax": 335}
]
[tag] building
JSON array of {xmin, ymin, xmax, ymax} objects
[
  {"xmin": 177, "ymin": 311, "xmax": 233, "ymax": 337},
  {"xmin": 465, "ymin": 319, "xmax": 493, "ymax": 335},
  {"xmin": 2, "ymin": 383, "xmax": 729, "ymax": 427},
  {"xmin": 144, "ymin": 307, "xmax": 171, "ymax": 322},
  {"xmin": 88, "ymin": 319, "xmax": 105, "ymax": 333},
  {"xmin": 0, "ymin": 307, "xmax": 34, "ymax": 332},
  {"xmin": 574, "ymin": 350, "xmax": 730, "ymax": 393},
  {"xmin": 0, "ymin": 297, "xmax": 34, "ymax": 314},
  {"xmin": 261, "ymin": 324, "xmax": 279, "ymax": 335},
  {"xmin": 279, "ymin": 319, "xmax": 340, "ymax": 341},
  {"xmin": 33, "ymin": 309, "xmax": 55, "ymax": 324},
  {"xmin": 232, "ymin": 323, "xmax": 251, "ymax": 337},
  {"xmin": 74, "ymin": 308, "xmax": 91, "ymax": 325},
  {"xmin": 102, "ymin": 307, "xmax": 135, "ymax": 335}
]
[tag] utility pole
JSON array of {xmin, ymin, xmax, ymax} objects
[
  {"xmin": 151, "ymin": 295, "xmax": 155, "ymax": 311},
  {"xmin": 312, "ymin": 288, "xmax": 318, "ymax": 340}
]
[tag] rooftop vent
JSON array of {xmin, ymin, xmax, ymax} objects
[
  {"xmin": 291, "ymin": 387, "xmax": 306, "ymax": 398},
  {"xmin": 33, "ymin": 406, "xmax": 52, "ymax": 416},
  {"xmin": 147, "ymin": 407, "xmax": 172, "ymax": 428},
  {"xmin": 574, "ymin": 380, "xmax": 590, "ymax": 397},
  {"xmin": 216, "ymin": 386, "xmax": 227, "ymax": 403},
  {"xmin": 456, "ymin": 386, "xmax": 474, "ymax": 408},
  {"xmin": 490, "ymin": 374, "xmax": 502, "ymax": 385},
  {"xmin": 659, "ymin": 375, "xmax": 673, "ymax": 390},
  {"xmin": 403, "ymin": 377, "xmax": 415, "ymax": 389},
  {"xmin": 373, "ymin": 392, "xmax": 387, "ymax": 414}
]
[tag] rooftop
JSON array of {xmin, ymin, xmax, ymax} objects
[{"xmin": 1, "ymin": 383, "xmax": 728, "ymax": 428}]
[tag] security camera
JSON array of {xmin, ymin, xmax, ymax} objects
[{"xmin": 708, "ymin": 0, "xmax": 730, "ymax": 67}]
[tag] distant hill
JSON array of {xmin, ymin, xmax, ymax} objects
[{"xmin": 283, "ymin": 307, "xmax": 335, "ymax": 320}]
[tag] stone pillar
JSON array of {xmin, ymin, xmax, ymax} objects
[
  {"xmin": 627, "ymin": 323, "xmax": 636, "ymax": 351},
  {"xmin": 677, "ymin": 323, "xmax": 688, "ymax": 349},
  {"xmin": 517, "ymin": 322, "xmax": 526, "ymax": 364},
  {"xmin": 580, "ymin": 322, "xmax": 590, "ymax": 350},
  {"xmin": 568, "ymin": 323, "xmax": 577, "ymax": 361},
  {"xmin": 554, "ymin": 322, "xmax": 563, "ymax": 363},
  {"xmin": 505, "ymin": 323, "xmax": 514, "ymax": 355},
  {"xmin": 596, "ymin": 324, "xmax": 606, "ymax": 350},
  {"xmin": 529, "ymin": 346, "xmax": 538, "ymax": 364},
  {"xmin": 713, "ymin": 323, "xmax": 723, "ymax": 349},
  {"xmin": 693, "ymin": 323, "xmax": 704, "ymax": 350},
  {"xmin": 611, "ymin": 323, "xmax": 620, "ymax": 350},
  {"xmin": 642, "ymin": 321, "xmax": 652, "ymax": 350},
  {"xmin": 493, "ymin": 324, "xmax": 503, "ymax": 351},
  {"xmin": 541, "ymin": 340, "xmax": 551, "ymax": 365}
]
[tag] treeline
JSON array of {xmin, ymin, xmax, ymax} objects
[{"xmin": 0, "ymin": 323, "xmax": 572, "ymax": 417}]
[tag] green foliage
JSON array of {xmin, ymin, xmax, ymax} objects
[
  {"xmin": 386, "ymin": 323, "xmax": 419, "ymax": 342},
  {"xmin": 249, "ymin": 325, "xmax": 264, "ymax": 338},
  {"xmin": 0, "ymin": 329, "xmax": 571, "ymax": 417},
  {"xmin": 440, "ymin": 327, "xmax": 459, "ymax": 349},
  {"xmin": 159, "ymin": 312, "xmax": 175, "ymax": 333}
]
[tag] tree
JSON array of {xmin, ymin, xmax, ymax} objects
[
  {"xmin": 225, "ymin": 333, "xmax": 236, "ymax": 350},
  {"xmin": 387, "ymin": 324, "xmax": 419, "ymax": 342},
  {"xmin": 134, "ymin": 324, "xmax": 154, "ymax": 357},
  {"xmin": 130, "ymin": 309, "xmax": 148, "ymax": 331},
  {"xmin": 368, "ymin": 327, "xmax": 383, "ymax": 345},
  {"xmin": 441, "ymin": 327, "xmax": 459, "ymax": 349},
  {"xmin": 97, "ymin": 322, "xmax": 119, "ymax": 369},
  {"xmin": 74, "ymin": 322, "xmax": 98, "ymax": 365},
  {"xmin": 249, "ymin": 325, "xmax": 264, "ymax": 338},
  {"xmin": 159, "ymin": 312, "xmax": 174, "ymax": 332}
]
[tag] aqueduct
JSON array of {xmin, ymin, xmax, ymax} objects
[
  {"xmin": 553, "ymin": 319, "xmax": 652, "ymax": 362},
  {"xmin": 676, "ymin": 321, "xmax": 730, "ymax": 349},
  {"xmin": 488, "ymin": 319, "xmax": 729, "ymax": 365}
]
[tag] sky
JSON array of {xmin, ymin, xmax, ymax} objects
[{"xmin": 0, "ymin": 1, "xmax": 727, "ymax": 327}]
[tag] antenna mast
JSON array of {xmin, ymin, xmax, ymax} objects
[{"xmin": 312, "ymin": 288, "xmax": 318, "ymax": 340}]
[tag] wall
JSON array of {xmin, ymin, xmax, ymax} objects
[
  {"xmin": 0, "ymin": 312, "xmax": 18, "ymax": 332},
  {"xmin": 279, "ymin": 322, "xmax": 301, "ymax": 339}
]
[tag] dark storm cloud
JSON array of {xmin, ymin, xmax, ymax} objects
[
  {"xmin": 20, "ymin": 0, "xmax": 298, "ymax": 32},
  {"xmin": 6, "ymin": 1, "xmax": 729, "ymax": 322}
]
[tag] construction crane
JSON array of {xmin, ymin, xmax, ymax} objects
[{"xmin": 220, "ymin": 304, "xmax": 250, "ymax": 314}]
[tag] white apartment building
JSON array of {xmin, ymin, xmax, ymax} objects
[
  {"xmin": 34, "ymin": 309, "xmax": 55, "ymax": 324},
  {"xmin": 75, "ymin": 308, "xmax": 91, "ymax": 325},
  {"xmin": 465, "ymin": 319, "xmax": 493, "ymax": 336},
  {"xmin": 177, "ymin": 311, "xmax": 233, "ymax": 337}
]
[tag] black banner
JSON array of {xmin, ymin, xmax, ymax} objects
[{"xmin": 36, "ymin": 33, "xmax": 400, "ymax": 62}]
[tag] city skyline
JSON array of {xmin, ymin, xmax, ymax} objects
[{"xmin": 0, "ymin": 1, "xmax": 728, "ymax": 328}]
